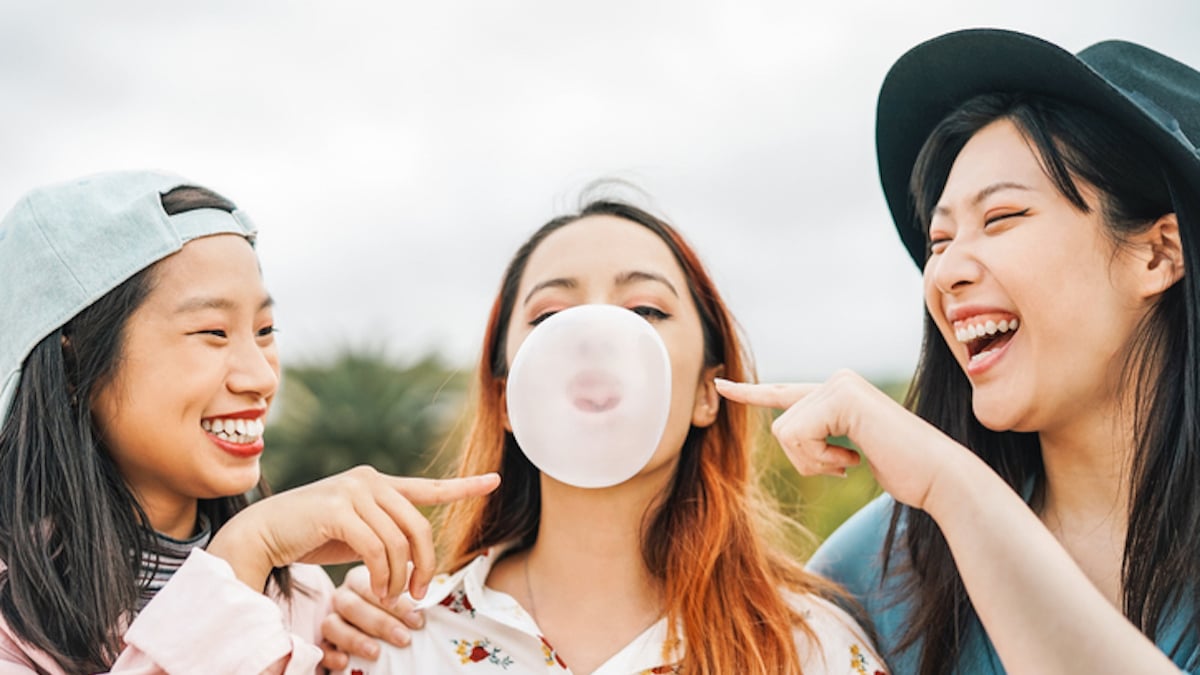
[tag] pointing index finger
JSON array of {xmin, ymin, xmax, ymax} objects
[
  {"xmin": 389, "ymin": 473, "xmax": 501, "ymax": 506},
  {"xmin": 713, "ymin": 379, "xmax": 820, "ymax": 409}
]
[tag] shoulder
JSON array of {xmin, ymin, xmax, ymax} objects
[
  {"xmin": 807, "ymin": 494, "xmax": 895, "ymax": 590},
  {"xmin": 787, "ymin": 592, "xmax": 888, "ymax": 674}
]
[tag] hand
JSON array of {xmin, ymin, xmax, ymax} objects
[
  {"xmin": 319, "ymin": 564, "xmax": 424, "ymax": 669},
  {"xmin": 715, "ymin": 370, "xmax": 965, "ymax": 512},
  {"xmin": 207, "ymin": 466, "xmax": 500, "ymax": 604}
]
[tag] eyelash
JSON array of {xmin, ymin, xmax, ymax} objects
[
  {"xmin": 191, "ymin": 326, "xmax": 278, "ymax": 339},
  {"xmin": 927, "ymin": 208, "xmax": 1032, "ymax": 254},
  {"xmin": 631, "ymin": 306, "xmax": 670, "ymax": 321},
  {"xmin": 529, "ymin": 306, "xmax": 671, "ymax": 326},
  {"xmin": 986, "ymin": 208, "xmax": 1030, "ymax": 225}
]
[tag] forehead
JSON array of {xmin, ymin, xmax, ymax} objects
[
  {"xmin": 520, "ymin": 215, "xmax": 684, "ymax": 286},
  {"xmin": 943, "ymin": 120, "xmax": 1048, "ymax": 195},
  {"xmin": 142, "ymin": 234, "xmax": 262, "ymax": 301}
]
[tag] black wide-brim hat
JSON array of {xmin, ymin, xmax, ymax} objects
[{"xmin": 877, "ymin": 28, "xmax": 1200, "ymax": 267}]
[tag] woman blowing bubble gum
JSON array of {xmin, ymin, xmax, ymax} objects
[
  {"xmin": 0, "ymin": 171, "xmax": 498, "ymax": 673},
  {"xmin": 718, "ymin": 29, "xmax": 1200, "ymax": 674},
  {"xmin": 330, "ymin": 198, "xmax": 887, "ymax": 674}
]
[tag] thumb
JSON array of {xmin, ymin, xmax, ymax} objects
[
  {"xmin": 713, "ymin": 379, "xmax": 819, "ymax": 410},
  {"xmin": 388, "ymin": 473, "xmax": 502, "ymax": 506}
]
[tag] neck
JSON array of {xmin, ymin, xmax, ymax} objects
[
  {"xmin": 1037, "ymin": 398, "xmax": 1132, "ymax": 533},
  {"xmin": 137, "ymin": 492, "xmax": 200, "ymax": 540},
  {"xmin": 524, "ymin": 463, "xmax": 675, "ymax": 611}
]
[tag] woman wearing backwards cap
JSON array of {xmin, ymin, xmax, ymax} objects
[
  {"xmin": 718, "ymin": 29, "xmax": 1200, "ymax": 674},
  {"xmin": 0, "ymin": 172, "xmax": 498, "ymax": 673}
]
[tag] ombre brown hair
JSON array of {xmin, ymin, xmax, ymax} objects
[{"xmin": 438, "ymin": 199, "xmax": 846, "ymax": 674}]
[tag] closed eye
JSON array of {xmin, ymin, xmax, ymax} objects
[
  {"xmin": 193, "ymin": 329, "xmax": 227, "ymax": 338},
  {"xmin": 530, "ymin": 311, "xmax": 557, "ymax": 327},
  {"xmin": 985, "ymin": 208, "xmax": 1030, "ymax": 226}
]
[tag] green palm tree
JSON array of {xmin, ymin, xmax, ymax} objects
[{"xmin": 261, "ymin": 348, "xmax": 469, "ymax": 492}]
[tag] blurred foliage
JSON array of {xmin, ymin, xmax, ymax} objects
[
  {"xmin": 262, "ymin": 347, "xmax": 911, "ymax": 576},
  {"xmin": 262, "ymin": 348, "xmax": 469, "ymax": 492},
  {"xmin": 756, "ymin": 378, "xmax": 908, "ymax": 555}
]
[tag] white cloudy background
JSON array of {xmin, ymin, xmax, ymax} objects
[{"xmin": 3, "ymin": 1, "xmax": 1198, "ymax": 382}]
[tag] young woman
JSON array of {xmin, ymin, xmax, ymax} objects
[
  {"xmin": 719, "ymin": 29, "xmax": 1200, "ymax": 673},
  {"xmin": 0, "ymin": 171, "xmax": 498, "ymax": 673},
  {"xmin": 335, "ymin": 200, "xmax": 887, "ymax": 674}
]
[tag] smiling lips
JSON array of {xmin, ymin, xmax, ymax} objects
[
  {"xmin": 201, "ymin": 411, "xmax": 266, "ymax": 457},
  {"xmin": 568, "ymin": 370, "xmax": 622, "ymax": 413}
]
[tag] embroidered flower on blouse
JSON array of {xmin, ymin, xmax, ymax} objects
[
  {"xmin": 637, "ymin": 666, "xmax": 680, "ymax": 674},
  {"xmin": 440, "ymin": 588, "xmax": 477, "ymax": 617},
  {"xmin": 453, "ymin": 638, "xmax": 515, "ymax": 669},
  {"xmin": 850, "ymin": 643, "xmax": 887, "ymax": 675},
  {"xmin": 539, "ymin": 635, "xmax": 568, "ymax": 669}
]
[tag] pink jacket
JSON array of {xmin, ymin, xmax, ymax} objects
[{"xmin": 0, "ymin": 549, "xmax": 334, "ymax": 674}]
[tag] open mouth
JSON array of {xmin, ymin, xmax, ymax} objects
[
  {"xmin": 567, "ymin": 370, "xmax": 622, "ymax": 413},
  {"xmin": 954, "ymin": 314, "xmax": 1020, "ymax": 364}
]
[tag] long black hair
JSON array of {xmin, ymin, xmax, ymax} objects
[
  {"xmin": 0, "ymin": 186, "xmax": 293, "ymax": 672},
  {"xmin": 886, "ymin": 92, "xmax": 1200, "ymax": 674}
]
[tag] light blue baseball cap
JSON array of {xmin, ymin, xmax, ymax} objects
[{"xmin": 0, "ymin": 170, "xmax": 258, "ymax": 427}]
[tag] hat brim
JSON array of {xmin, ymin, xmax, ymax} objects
[{"xmin": 877, "ymin": 28, "xmax": 1200, "ymax": 267}]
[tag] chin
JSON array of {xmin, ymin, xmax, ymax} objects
[
  {"xmin": 971, "ymin": 398, "xmax": 1026, "ymax": 433},
  {"xmin": 213, "ymin": 469, "xmax": 264, "ymax": 499}
]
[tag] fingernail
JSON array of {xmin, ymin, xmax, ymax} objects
[
  {"xmin": 363, "ymin": 640, "xmax": 380, "ymax": 658},
  {"xmin": 405, "ymin": 609, "xmax": 425, "ymax": 628},
  {"xmin": 714, "ymin": 377, "xmax": 732, "ymax": 386},
  {"xmin": 390, "ymin": 626, "xmax": 411, "ymax": 646}
]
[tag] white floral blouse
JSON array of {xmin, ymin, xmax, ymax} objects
[{"xmin": 347, "ymin": 548, "xmax": 887, "ymax": 674}]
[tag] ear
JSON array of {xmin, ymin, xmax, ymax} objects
[
  {"xmin": 1132, "ymin": 213, "xmax": 1185, "ymax": 298},
  {"xmin": 691, "ymin": 364, "xmax": 724, "ymax": 428}
]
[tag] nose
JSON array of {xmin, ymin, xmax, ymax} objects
[
  {"xmin": 927, "ymin": 236, "xmax": 984, "ymax": 295},
  {"xmin": 575, "ymin": 335, "xmax": 614, "ymax": 362},
  {"xmin": 226, "ymin": 336, "xmax": 280, "ymax": 401}
]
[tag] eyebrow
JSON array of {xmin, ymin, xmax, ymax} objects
[
  {"xmin": 522, "ymin": 270, "xmax": 679, "ymax": 306},
  {"xmin": 523, "ymin": 278, "xmax": 578, "ymax": 306},
  {"xmin": 934, "ymin": 181, "xmax": 1034, "ymax": 217},
  {"xmin": 173, "ymin": 296, "xmax": 275, "ymax": 314},
  {"xmin": 615, "ymin": 270, "xmax": 678, "ymax": 298}
]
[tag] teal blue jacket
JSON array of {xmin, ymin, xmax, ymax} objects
[{"xmin": 808, "ymin": 495, "xmax": 1199, "ymax": 673}]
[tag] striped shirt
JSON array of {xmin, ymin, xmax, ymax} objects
[{"xmin": 135, "ymin": 514, "xmax": 212, "ymax": 612}]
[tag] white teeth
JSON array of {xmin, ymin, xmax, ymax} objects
[
  {"xmin": 201, "ymin": 417, "xmax": 265, "ymax": 444},
  {"xmin": 970, "ymin": 348, "xmax": 996, "ymax": 363},
  {"xmin": 954, "ymin": 317, "xmax": 1019, "ymax": 344}
]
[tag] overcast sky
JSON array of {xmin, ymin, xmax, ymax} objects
[{"xmin": 3, "ymin": 1, "xmax": 1198, "ymax": 382}]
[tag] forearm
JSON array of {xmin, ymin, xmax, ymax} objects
[{"xmin": 925, "ymin": 448, "xmax": 1177, "ymax": 673}]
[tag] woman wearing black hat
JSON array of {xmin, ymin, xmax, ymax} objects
[{"xmin": 718, "ymin": 29, "xmax": 1200, "ymax": 674}]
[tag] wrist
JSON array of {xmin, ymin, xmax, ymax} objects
[
  {"xmin": 920, "ymin": 438, "xmax": 988, "ymax": 521},
  {"xmin": 206, "ymin": 517, "xmax": 275, "ymax": 593}
]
